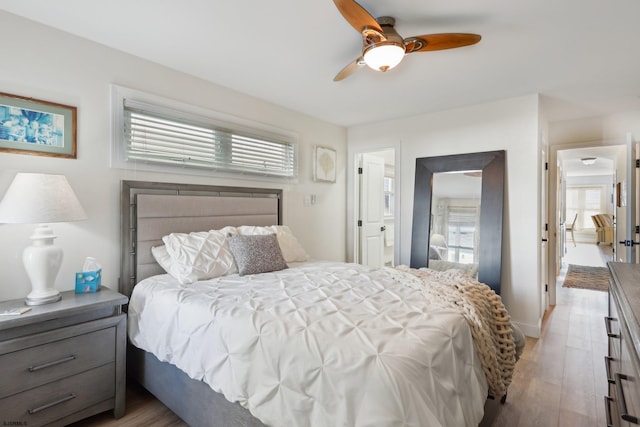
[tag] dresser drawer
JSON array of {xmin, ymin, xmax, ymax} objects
[
  {"xmin": 0, "ymin": 362, "xmax": 115, "ymax": 426},
  {"xmin": 617, "ymin": 322, "xmax": 640, "ymax": 426},
  {"xmin": 0, "ymin": 326, "xmax": 115, "ymax": 398},
  {"xmin": 608, "ymin": 296, "xmax": 622, "ymax": 360}
]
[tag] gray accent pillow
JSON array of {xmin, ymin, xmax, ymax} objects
[{"xmin": 228, "ymin": 233, "xmax": 288, "ymax": 276}]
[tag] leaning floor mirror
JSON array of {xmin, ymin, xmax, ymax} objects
[{"xmin": 411, "ymin": 150, "xmax": 505, "ymax": 294}]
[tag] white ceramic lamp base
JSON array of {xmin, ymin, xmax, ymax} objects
[{"xmin": 23, "ymin": 225, "xmax": 63, "ymax": 306}]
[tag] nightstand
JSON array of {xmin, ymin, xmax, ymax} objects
[{"xmin": 0, "ymin": 288, "xmax": 128, "ymax": 427}]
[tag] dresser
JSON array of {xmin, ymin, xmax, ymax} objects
[
  {"xmin": 0, "ymin": 288, "xmax": 128, "ymax": 427},
  {"xmin": 606, "ymin": 262, "xmax": 640, "ymax": 427}
]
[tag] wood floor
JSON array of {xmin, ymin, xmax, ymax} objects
[
  {"xmin": 76, "ymin": 243, "xmax": 612, "ymax": 427},
  {"xmin": 485, "ymin": 242, "xmax": 611, "ymax": 427}
]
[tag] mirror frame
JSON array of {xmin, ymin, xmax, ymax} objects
[{"xmin": 411, "ymin": 150, "xmax": 505, "ymax": 294}]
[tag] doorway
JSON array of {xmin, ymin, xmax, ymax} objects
[
  {"xmin": 355, "ymin": 148, "xmax": 396, "ymax": 267},
  {"xmin": 549, "ymin": 142, "xmax": 624, "ymax": 304}
]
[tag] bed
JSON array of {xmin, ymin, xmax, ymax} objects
[{"xmin": 120, "ymin": 180, "xmax": 517, "ymax": 427}]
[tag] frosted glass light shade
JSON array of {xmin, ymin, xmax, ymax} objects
[
  {"xmin": 0, "ymin": 173, "xmax": 87, "ymax": 305},
  {"xmin": 581, "ymin": 157, "xmax": 596, "ymax": 165},
  {"xmin": 364, "ymin": 44, "xmax": 405, "ymax": 72}
]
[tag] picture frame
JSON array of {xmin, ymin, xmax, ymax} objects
[
  {"xmin": 313, "ymin": 145, "xmax": 337, "ymax": 183},
  {"xmin": 619, "ymin": 180, "xmax": 627, "ymax": 207},
  {"xmin": 0, "ymin": 92, "xmax": 77, "ymax": 159}
]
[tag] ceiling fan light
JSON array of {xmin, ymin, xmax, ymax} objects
[{"xmin": 363, "ymin": 43, "xmax": 405, "ymax": 72}]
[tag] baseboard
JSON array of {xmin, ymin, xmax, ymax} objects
[{"xmin": 512, "ymin": 320, "xmax": 540, "ymax": 338}]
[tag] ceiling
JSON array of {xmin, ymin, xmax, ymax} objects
[
  {"xmin": 558, "ymin": 145, "xmax": 622, "ymax": 177},
  {"xmin": 2, "ymin": 0, "xmax": 640, "ymax": 127}
]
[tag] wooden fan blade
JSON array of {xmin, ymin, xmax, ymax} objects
[
  {"xmin": 404, "ymin": 33, "xmax": 481, "ymax": 53},
  {"xmin": 334, "ymin": 57, "xmax": 365, "ymax": 81},
  {"xmin": 333, "ymin": 0, "xmax": 383, "ymax": 34}
]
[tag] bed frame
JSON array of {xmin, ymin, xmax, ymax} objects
[{"xmin": 119, "ymin": 180, "xmax": 280, "ymax": 427}]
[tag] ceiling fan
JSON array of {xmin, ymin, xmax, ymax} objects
[{"xmin": 333, "ymin": 0, "xmax": 481, "ymax": 81}]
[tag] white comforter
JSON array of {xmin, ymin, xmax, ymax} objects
[{"xmin": 128, "ymin": 261, "xmax": 487, "ymax": 427}]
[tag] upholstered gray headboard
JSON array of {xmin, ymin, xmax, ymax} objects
[{"xmin": 119, "ymin": 180, "xmax": 282, "ymax": 298}]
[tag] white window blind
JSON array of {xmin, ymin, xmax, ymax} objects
[
  {"xmin": 446, "ymin": 206, "xmax": 479, "ymax": 264},
  {"xmin": 123, "ymin": 100, "xmax": 297, "ymax": 178}
]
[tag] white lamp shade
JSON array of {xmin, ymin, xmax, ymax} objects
[
  {"xmin": 430, "ymin": 233, "xmax": 448, "ymax": 248},
  {"xmin": 364, "ymin": 44, "xmax": 405, "ymax": 72},
  {"xmin": 0, "ymin": 173, "xmax": 87, "ymax": 224},
  {"xmin": 0, "ymin": 173, "xmax": 87, "ymax": 305}
]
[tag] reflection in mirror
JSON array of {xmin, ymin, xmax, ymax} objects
[
  {"xmin": 411, "ymin": 150, "xmax": 505, "ymax": 294},
  {"xmin": 429, "ymin": 171, "xmax": 482, "ymax": 278}
]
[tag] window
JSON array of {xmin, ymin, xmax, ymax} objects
[
  {"xmin": 446, "ymin": 206, "xmax": 478, "ymax": 264},
  {"xmin": 384, "ymin": 176, "xmax": 394, "ymax": 217},
  {"xmin": 566, "ymin": 185, "xmax": 606, "ymax": 230},
  {"xmin": 112, "ymin": 86, "xmax": 297, "ymax": 179}
]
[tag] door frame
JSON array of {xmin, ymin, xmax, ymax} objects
[
  {"xmin": 347, "ymin": 143, "xmax": 400, "ymax": 264},
  {"xmin": 540, "ymin": 145, "xmax": 549, "ymax": 315},
  {"xmin": 548, "ymin": 138, "xmax": 624, "ymax": 305}
]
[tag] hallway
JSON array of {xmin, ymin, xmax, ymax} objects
[{"xmin": 487, "ymin": 242, "xmax": 611, "ymax": 426}]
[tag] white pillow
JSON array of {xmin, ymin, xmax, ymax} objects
[
  {"xmin": 236, "ymin": 225, "xmax": 309, "ymax": 263},
  {"xmin": 151, "ymin": 245, "xmax": 187, "ymax": 281},
  {"xmin": 160, "ymin": 229, "xmax": 237, "ymax": 284},
  {"xmin": 269, "ymin": 225, "xmax": 309, "ymax": 263},
  {"xmin": 236, "ymin": 225, "xmax": 271, "ymax": 235}
]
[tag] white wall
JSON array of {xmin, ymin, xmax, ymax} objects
[
  {"xmin": 548, "ymin": 112, "xmax": 640, "ymax": 268},
  {"xmin": 0, "ymin": 12, "xmax": 347, "ymax": 301},
  {"xmin": 550, "ymin": 112, "xmax": 640, "ymax": 145},
  {"xmin": 348, "ymin": 95, "xmax": 543, "ymax": 337}
]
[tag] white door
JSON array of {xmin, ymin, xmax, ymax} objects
[
  {"xmin": 540, "ymin": 147, "xmax": 549, "ymax": 314},
  {"xmin": 359, "ymin": 153, "xmax": 385, "ymax": 268},
  {"xmin": 615, "ymin": 134, "xmax": 638, "ymax": 264},
  {"xmin": 620, "ymin": 133, "xmax": 638, "ymax": 263}
]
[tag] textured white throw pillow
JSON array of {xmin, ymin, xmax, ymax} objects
[
  {"xmin": 236, "ymin": 225, "xmax": 272, "ymax": 236},
  {"xmin": 161, "ymin": 229, "xmax": 237, "ymax": 284},
  {"xmin": 236, "ymin": 225, "xmax": 309, "ymax": 263},
  {"xmin": 151, "ymin": 245, "xmax": 172, "ymax": 272},
  {"xmin": 151, "ymin": 245, "xmax": 190, "ymax": 282}
]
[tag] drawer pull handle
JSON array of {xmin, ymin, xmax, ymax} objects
[
  {"xmin": 604, "ymin": 396, "xmax": 614, "ymax": 427},
  {"xmin": 605, "ymin": 356, "xmax": 615, "ymax": 384},
  {"xmin": 615, "ymin": 373, "xmax": 639, "ymax": 424},
  {"xmin": 28, "ymin": 393, "xmax": 76, "ymax": 414},
  {"xmin": 605, "ymin": 316, "xmax": 620, "ymax": 338},
  {"xmin": 28, "ymin": 355, "xmax": 76, "ymax": 372}
]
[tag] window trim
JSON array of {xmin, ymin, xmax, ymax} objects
[
  {"xmin": 445, "ymin": 205, "xmax": 479, "ymax": 264},
  {"xmin": 110, "ymin": 85, "xmax": 299, "ymax": 182},
  {"xmin": 566, "ymin": 184, "xmax": 607, "ymax": 231},
  {"xmin": 383, "ymin": 175, "xmax": 395, "ymax": 218}
]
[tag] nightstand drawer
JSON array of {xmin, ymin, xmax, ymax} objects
[
  {"xmin": 0, "ymin": 362, "xmax": 115, "ymax": 426},
  {"xmin": 0, "ymin": 326, "xmax": 115, "ymax": 398}
]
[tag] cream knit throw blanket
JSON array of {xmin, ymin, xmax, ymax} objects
[{"xmin": 390, "ymin": 266, "xmax": 516, "ymax": 398}]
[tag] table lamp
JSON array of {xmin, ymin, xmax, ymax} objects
[
  {"xmin": 430, "ymin": 233, "xmax": 448, "ymax": 259},
  {"xmin": 0, "ymin": 173, "xmax": 87, "ymax": 305}
]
